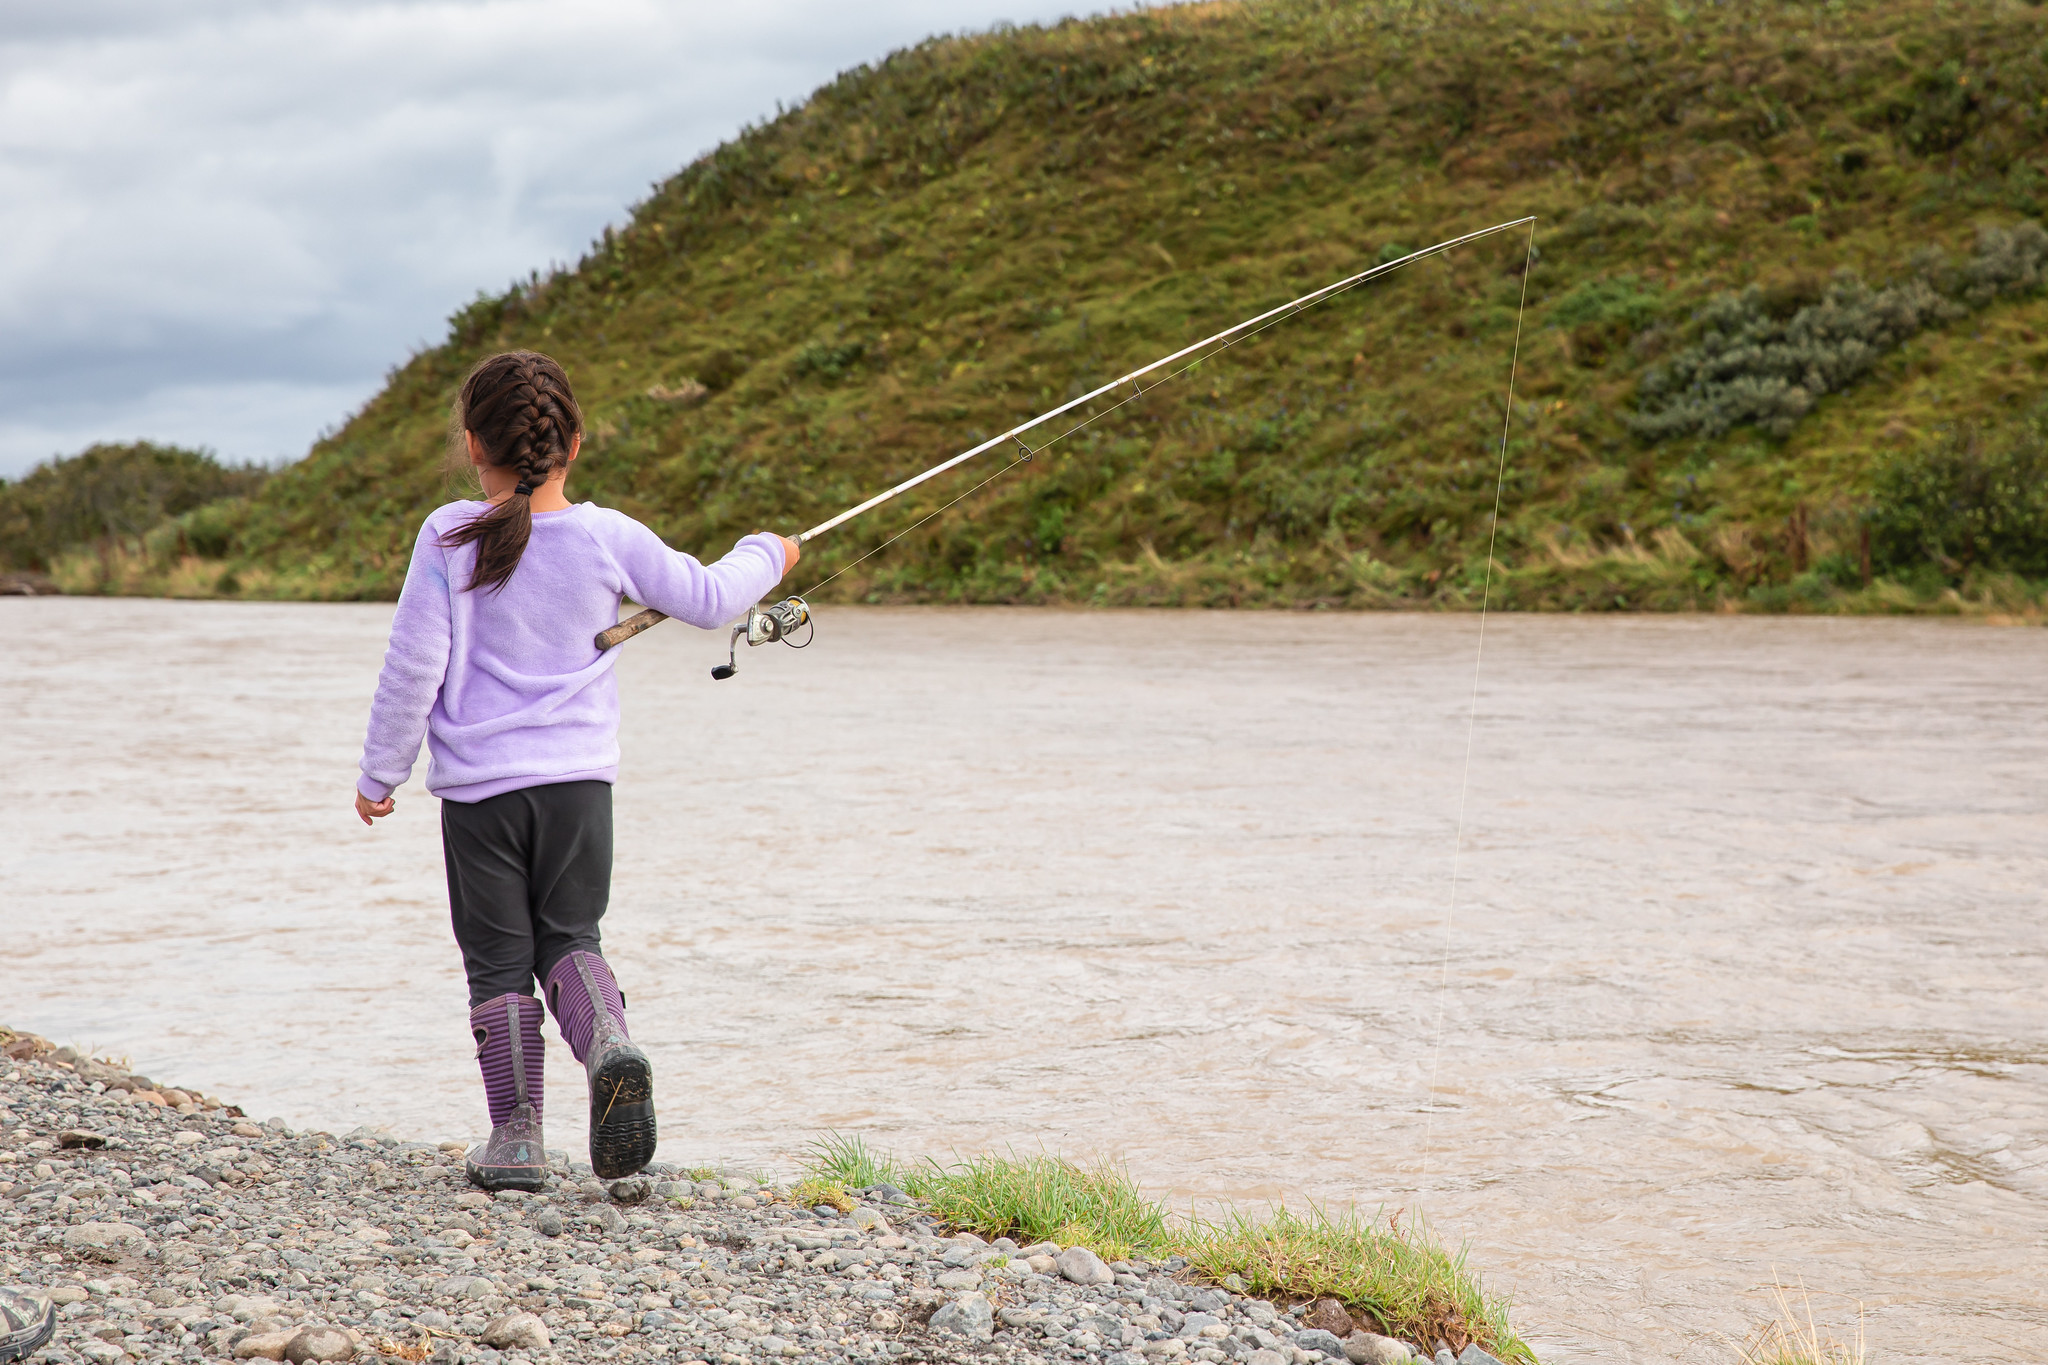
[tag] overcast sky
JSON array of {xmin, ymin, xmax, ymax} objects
[{"xmin": 0, "ymin": 1, "xmax": 1116, "ymax": 479}]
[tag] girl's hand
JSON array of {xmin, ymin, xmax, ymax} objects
[
  {"xmin": 356, "ymin": 790, "xmax": 395, "ymax": 826},
  {"xmin": 771, "ymin": 534, "xmax": 801, "ymax": 575}
]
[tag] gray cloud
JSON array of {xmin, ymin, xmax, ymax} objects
[{"xmin": 0, "ymin": 0, "xmax": 1102, "ymax": 476}]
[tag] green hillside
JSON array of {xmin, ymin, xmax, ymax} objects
[{"xmin": 55, "ymin": 0, "xmax": 2048, "ymax": 612}]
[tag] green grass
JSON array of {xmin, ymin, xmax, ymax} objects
[
  {"xmin": 39, "ymin": 0, "xmax": 2048, "ymax": 613},
  {"xmin": 800, "ymin": 1133, "xmax": 1531, "ymax": 1362},
  {"xmin": 1185, "ymin": 1204, "xmax": 1521, "ymax": 1362},
  {"xmin": 922, "ymin": 1152, "xmax": 1175, "ymax": 1262}
]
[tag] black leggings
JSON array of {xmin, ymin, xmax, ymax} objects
[{"xmin": 441, "ymin": 780, "xmax": 613, "ymax": 1008}]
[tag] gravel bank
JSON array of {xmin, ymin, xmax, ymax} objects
[{"xmin": 0, "ymin": 1032, "xmax": 1494, "ymax": 1365}]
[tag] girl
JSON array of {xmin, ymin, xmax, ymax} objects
[{"xmin": 353, "ymin": 350, "xmax": 796, "ymax": 1191}]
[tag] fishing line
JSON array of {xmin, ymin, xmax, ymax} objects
[
  {"xmin": 802, "ymin": 231, "xmax": 1507, "ymax": 596},
  {"xmin": 800, "ymin": 452, "xmax": 1035, "ymax": 597},
  {"xmin": 593, "ymin": 218, "xmax": 1535, "ymax": 655},
  {"xmin": 1417, "ymin": 216, "xmax": 1537, "ymax": 1192}
]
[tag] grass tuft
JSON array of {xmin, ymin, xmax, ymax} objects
[
  {"xmin": 799, "ymin": 1135, "xmax": 1531, "ymax": 1362},
  {"xmin": 790, "ymin": 1177, "xmax": 855, "ymax": 1213},
  {"xmin": 919, "ymin": 1151, "xmax": 1171, "ymax": 1264},
  {"xmin": 1733, "ymin": 1279, "xmax": 1865, "ymax": 1365},
  {"xmin": 802, "ymin": 1131, "xmax": 939, "ymax": 1198},
  {"xmin": 1182, "ymin": 1204, "xmax": 1526, "ymax": 1362}
]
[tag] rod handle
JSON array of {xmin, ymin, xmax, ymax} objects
[{"xmin": 595, "ymin": 608, "xmax": 668, "ymax": 651}]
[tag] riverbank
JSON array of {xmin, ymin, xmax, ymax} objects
[{"xmin": 0, "ymin": 1030, "xmax": 1516, "ymax": 1365}]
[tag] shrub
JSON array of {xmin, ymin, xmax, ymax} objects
[
  {"xmin": 1548, "ymin": 274, "xmax": 1664, "ymax": 330},
  {"xmin": 1868, "ymin": 406, "xmax": 2048, "ymax": 579},
  {"xmin": 789, "ymin": 339, "xmax": 868, "ymax": 382},
  {"xmin": 1632, "ymin": 222, "xmax": 2048, "ymax": 440},
  {"xmin": 1548, "ymin": 274, "xmax": 1664, "ymax": 366}
]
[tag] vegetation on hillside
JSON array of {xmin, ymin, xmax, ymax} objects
[
  {"xmin": 44, "ymin": 0, "xmax": 2048, "ymax": 611},
  {"xmin": 1, "ymin": 443, "xmax": 266, "ymax": 577}
]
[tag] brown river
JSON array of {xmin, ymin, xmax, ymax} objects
[{"xmin": 5, "ymin": 598, "xmax": 2044, "ymax": 1363}]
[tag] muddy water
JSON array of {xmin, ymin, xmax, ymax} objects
[{"xmin": 5, "ymin": 598, "xmax": 2044, "ymax": 1362}]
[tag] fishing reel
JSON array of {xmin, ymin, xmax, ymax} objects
[{"xmin": 711, "ymin": 596, "xmax": 813, "ymax": 680}]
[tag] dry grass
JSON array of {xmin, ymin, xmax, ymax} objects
[{"xmin": 1731, "ymin": 1278, "xmax": 1865, "ymax": 1365}]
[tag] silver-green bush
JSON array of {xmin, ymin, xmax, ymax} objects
[{"xmin": 1631, "ymin": 222, "xmax": 2048, "ymax": 441}]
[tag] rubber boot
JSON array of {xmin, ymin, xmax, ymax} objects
[
  {"xmin": 0, "ymin": 1287, "xmax": 56, "ymax": 1364},
  {"xmin": 545, "ymin": 950, "xmax": 656, "ymax": 1179},
  {"xmin": 464, "ymin": 992, "xmax": 547, "ymax": 1192}
]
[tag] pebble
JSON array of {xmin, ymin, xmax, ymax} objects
[{"xmin": 0, "ymin": 1026, "xmax": 1484, "ymax": 1365}]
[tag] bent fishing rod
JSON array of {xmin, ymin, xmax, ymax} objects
[{"xmin": 595, "ymin": 215, "xmax": 1536, "ymax": 676}]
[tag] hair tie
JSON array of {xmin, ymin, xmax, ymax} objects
[{"xmin": 513, "ymin": 481, "xmax": 535, "ymax": 497}]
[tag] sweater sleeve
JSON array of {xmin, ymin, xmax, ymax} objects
[
  {"xmin": 597, "ymin": 514, "xmax": 789, "ymax": 628},
  {"xmin": 357, "ymin": 516, "xmax": 455, "ymax": 802}
]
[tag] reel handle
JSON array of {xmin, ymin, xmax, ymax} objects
[{"xmin": 711, "ymin": 622, "xmax": 746, "ymax": 681}]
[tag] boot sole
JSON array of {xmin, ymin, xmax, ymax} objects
[
  {"xmin": 590, "ymin": 1043, "xmax": 657, "ymax": 1180},
  {"xmin": 466, "ymin": 1162, "xmax": 548, "ymax": 1193}
]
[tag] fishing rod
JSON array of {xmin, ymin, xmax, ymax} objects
[{"xmin": 594, "ymin": 215, "xmax": 1537, "ymax": 676}]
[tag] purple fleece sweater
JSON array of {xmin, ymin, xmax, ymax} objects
[{"xmin": 357, "ymin": 501, "xmax": 787, "ymax": 804}]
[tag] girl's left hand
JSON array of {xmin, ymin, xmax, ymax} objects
[{"xmin": 355, "ymin": 790, "xmax": 395, "ymax": 826}]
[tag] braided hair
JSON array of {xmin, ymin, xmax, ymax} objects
[{"xmin": 440, "ymin": 351, "xmax": 584, "ymax": 592}]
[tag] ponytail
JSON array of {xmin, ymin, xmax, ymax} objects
[{"xmin": 439, "ymin": 351, "xmax": 583, "ymax": 592}]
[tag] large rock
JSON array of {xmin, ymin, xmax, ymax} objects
[
  {"xmin": 1456, "ymin": 1346, "xmax": 1508, "ymax": 1365},
  {"xmin": 221, "ymin": 1296, "xmax": 284, "ymax": 1324},
  {"xmin": 480, "ymin": 1311, "xmax": 551, "ymax": 1351},
  {"xmin": 284, "ymin": 1327, "xmax": 357, "ymax": 1363},
  {"xmin": 62, "ymin": 1222, "xmax": 147, "ymax": 1251},
  {"xmin": 231, "ymin": 1332, "xmax": 294, "ymax": 1361},
  {"xmin": 448, "ymin": 1274, "xmax": 501, "ymax": 1300},
  {"xmin": 927, "ymin": 1292, "xmax": 995, "ymax": 1343},
  {"xmin": 1056, "ymin": 1245, "xmax": 1115, "ymax": 1286},
  {"xmin": 1346, "ymin": 1331, "xmax": 1415, "ymax": 1364}
]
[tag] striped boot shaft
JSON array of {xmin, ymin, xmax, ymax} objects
[
  {"xmin": 470, "ymin": 993, "xmax": 546, "ymax": 1127},
  {"xmin": 545, "ymin": 951, "xmax": 628, "ymax": 1062},
  {"xmin": 546, "ymin": 950, "xmax": 655, "ymax": 1179}
]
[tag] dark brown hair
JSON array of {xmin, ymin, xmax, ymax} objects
[{"xmin": 439, "ymin": 351, "xmax": 583, "ymax": 592}]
